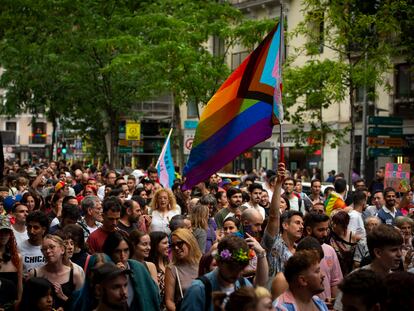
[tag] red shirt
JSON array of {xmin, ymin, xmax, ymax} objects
[{"xmin": 86, "ymin": 227, "xmax": 109, "ymax": 254}]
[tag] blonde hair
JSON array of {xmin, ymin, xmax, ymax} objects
[
  {"xmin": 150, "ymin": 188, "xmax": 177, "ymax": 211},
  {"xmin": 43, "ymin": 234, "xmax": 68, "ymax": 264},
  {"xmin": 171, "ymin": 228, "xmax": 202, "ymax": 265},
  {"xmin": 255, "ymin": 286, "xmax": 271, "ymax": 299},
  {"xmin": 191, "ymin": 203, "xmax": 209, "ymax": 230}
]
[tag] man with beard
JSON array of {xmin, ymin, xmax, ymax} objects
[
  {"xmin": 304, "ymin": 213, "xmax": 343, "ymax": 301},
  {"xmin": 117, "ymin": 199, "xmax": 142, "ymax": 235},
  {"xmin": 214, "ymin": 187, "xmax": 243, "ymax": 229},
  {"xmin": 262, "ymin": 163, "xmax": 304, "ymax": 288},
  {"xmin": 274, "ymin": 249, "xmax": 328, "ymax": 311},
  {"xmin": 377, "ymin": 187, "xmax": 402, "ymax": 225},
  {"xmin": 242, "ymin": 183, "xmax": 266, "ymax": 220},
  {"xmin": 93, "ymin": 262, "xmax": 131, "ymax": 311}
]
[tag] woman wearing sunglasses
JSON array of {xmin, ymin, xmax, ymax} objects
[{"xmin": 165, "ymin": 228, "xmax": 202, "ymax": 311}]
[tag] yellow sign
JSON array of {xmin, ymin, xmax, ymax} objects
[{"xmin": 126, "ymin": 122, "xmax": 140, "ymax": 141}]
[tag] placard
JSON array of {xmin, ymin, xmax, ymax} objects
[{"xmin": 384, "ymin": 163, "xmax": 411, "ymax": 192}]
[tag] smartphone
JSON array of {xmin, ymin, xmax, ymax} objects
[{"xmin": 243, "ymin": 224, "xmax": 255, "ymax": 239}]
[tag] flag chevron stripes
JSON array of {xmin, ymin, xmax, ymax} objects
[{"xmin": 183, "ymin": 20, "xmax": 283, "ymax": 190}]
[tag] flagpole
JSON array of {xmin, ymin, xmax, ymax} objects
[
  {"xmin": 279, "ymin": 4, "xmax": 285, "ymax": 164},
  {"xmin": 156, "ymin": 128, "xmax": 173, "ymax": 168}
]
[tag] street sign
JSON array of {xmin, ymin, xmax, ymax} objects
[
  {"xmin": 368, "ymin": 127, "xmax": 403, "ymax": 137},
  {"xmin": 119, "ymin": 146, "xmax": 132, "ymax": 154},
  {"xmin": 368, "ymin": 116, "xmax": 403, "ymax": 126},
  {"xmin": 126, "ymin": 121, "xmax": 140, "ymax": 140},
  {"xmin": 183, "ymin": 129, "xmax": 195, "ymax": 155},
  {"xmin": 367, "ymin": 137, "xmax": 405, "ymax": 148},
  {"xmin": 368, "ymin": 148, "xmax": 403, "ymax": 157}
]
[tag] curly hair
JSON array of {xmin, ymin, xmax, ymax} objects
[{"xmin": 150, "ymin": 188, "xmax": 177, "ymax": 211}]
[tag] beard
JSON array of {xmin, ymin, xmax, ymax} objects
[{"xmin": 101, "ymin": 288, "xmax": 128, "ymax": 311}]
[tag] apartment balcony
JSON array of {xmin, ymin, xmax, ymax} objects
[
  {"xmin": 393, "ymin": 94, "xmax": 414, "ymax": 119},
  {"xmin": 131, "ymin": 94, "xmax": 173, "ymax": 121},
  {"xmin": 29, "ymin": 134, "xmax": 52, "ymax": 145}
]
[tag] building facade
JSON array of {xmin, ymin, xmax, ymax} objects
[{"xmin": 181, "ymin": 0, "xmax": 413, "ymax": 180}]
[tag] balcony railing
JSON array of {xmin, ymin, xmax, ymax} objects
[{"xmin": 29, "ymin": 135, "xmax": 52, "ymax": 145}]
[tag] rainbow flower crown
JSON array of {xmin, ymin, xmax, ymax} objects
[{"xmin": 216, "ymin": 248, "xmax": 255, "ymax": 264}]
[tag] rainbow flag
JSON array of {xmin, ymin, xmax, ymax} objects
[
  {"xmin": 183, "ymin": 21, "xmax": 283, "ymax": 189},
  {"xmin": 324, "ymin": 192, "xmax": 347, "ymax": 216}
]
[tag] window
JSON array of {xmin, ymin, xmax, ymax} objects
[
  {"xmin": 307, "ymin": 11, "xmax": 324, "ymax": 54},
  {"xmin": 187, "ymin": 100, "xmax": 198, "ymax": 118},
  {"xmin": 231, "ymin": 51, "xmax": 249, "ymax": 71},
  {"xmin": 31, "ymin": 122, "xmax": 47, "ymax": 144},
  {"xmin": 395, "ymin": 63, "xmax": 414, "ymax": 99},
  {"xmin": 212, "ymin": 36, "xmax": 224, "ymax": 57},
  {"xmin": 5, "ymin": 122, "xmax": 16, "ymax": 132}
]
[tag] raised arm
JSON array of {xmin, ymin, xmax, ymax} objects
[{"xmin": 264, "ymin": 163, "xmax": 285, "ymax": 238}]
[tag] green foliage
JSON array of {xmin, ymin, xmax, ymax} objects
[
  {"xmin": 0, "ymin": 0, "xmax": 275, "ymax": 164},
  {"xmin": 286, "ymin": 0, "xmax": 407, "ymax": 174},
  {"xmin": 284, "ymin": 59, "xmax": 349, "ymax": 153}
]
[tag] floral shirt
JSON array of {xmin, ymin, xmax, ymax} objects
[{"xmin": 261, "ymin": 232, "xmax": 293, "ymax": 288}]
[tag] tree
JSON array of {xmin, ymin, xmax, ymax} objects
[
  {"xmin": 0, "ymin": 0, "xmax": 275, "ymax": 167},
  {"xmin": 283, "ymin": 59, "xmax": 349, "ymax": 176},
  {"xmin": 288, "ymin": 0, "xmax": 404, "ymax": 184}
]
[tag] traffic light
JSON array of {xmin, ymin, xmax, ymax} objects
[{"xmin": 62, "ymin": 142, "xmax": 67, "ymax": 155}]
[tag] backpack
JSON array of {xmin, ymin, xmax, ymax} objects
[{"xmin": 197, "ymin": 276, "xmax": 246, "ymax": 311}]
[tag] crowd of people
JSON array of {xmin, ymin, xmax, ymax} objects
[{"xmin": 0, "ymin": 160, "xmax": 413, "ymax": 311}]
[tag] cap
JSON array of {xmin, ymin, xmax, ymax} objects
[
  {"xmin": 131, "ymin": 169, "xmax": 145, "ymax": 180},
  {"xmin": 27, "ymin": 168, "xmax": 37, "ymax": 178},
  {"xmin": 0, "ymin": 215, "xmax": 12, "ymax": 231},
  {"xmin": 3, "ymin": 195, "xmax": 21, "ymax": 213},
  {"xmin": 92, "ymin": 262, "xmax": 131, "ymax": 284}
]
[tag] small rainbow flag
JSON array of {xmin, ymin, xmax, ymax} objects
[
  {"xmin": 183, "ymin": 21, "xmax": 283, "ymax": 189},
  {"xmin": 324, "ymin": 192, "xmax": 347, "ymax": 216}
]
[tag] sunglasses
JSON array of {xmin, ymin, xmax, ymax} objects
[{"xmin": 170, "ymin": 240, "xmax": 185, "ymax": 250}]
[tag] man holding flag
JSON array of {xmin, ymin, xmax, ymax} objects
[{"xmin": 183, "ymin": 15, "xmax": 284, "ymax": 190}]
